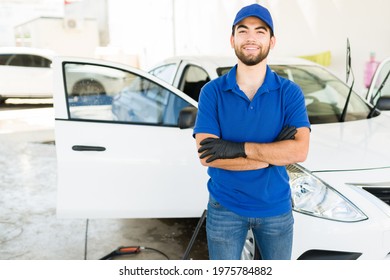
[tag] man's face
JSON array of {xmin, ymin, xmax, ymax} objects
[{"xmin": 231, "ymin": 16, "xmax": 275, "ymax": 66}]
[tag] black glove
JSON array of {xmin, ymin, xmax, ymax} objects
[
  {"xmin": 198, "ymin": 138, "xmax": 246, "ymax": 163},
  {"xmin": 275, "ymin": 125, "xmax": 297, "ymax": 141},
  {"xmin": 268, "ymin": 125, "xmax": 297, "ymax": 168}
]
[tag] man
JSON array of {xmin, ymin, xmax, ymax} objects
[{"xmin": 193, "ymin": 3, "xmax": 310, "ymax": 260}]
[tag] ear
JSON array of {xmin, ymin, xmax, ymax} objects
[
  {"xmin": 230, "ymin": 34, "xmax": 235, "ymax": 48},
  {"xmin": 270, "ymin": 36, "xmax": 276, "ymax": 50}
]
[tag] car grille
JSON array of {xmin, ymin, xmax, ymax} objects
[{"xmin": 362, "ymin": 187, "xmax": 390, "ymax": 206}]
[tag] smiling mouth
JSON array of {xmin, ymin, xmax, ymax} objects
[{"xmin": 243, "ymin": 45, "xmax": 260, "ymax": 51}]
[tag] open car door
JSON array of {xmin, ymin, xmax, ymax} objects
[
  {"xmin": 366, "ymin": 57, "xmax": 390, "ymax": 112},
  {"xmin": 53, "ymin": 57, "xmax": 208, "ymax": 218}
]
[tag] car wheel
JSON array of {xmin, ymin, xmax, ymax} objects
[
  {"xmin": 241, "ymin": 229, "xmax": 261, "ymax": 260},
  {"xmin": 72, "ymin": 80, "xmax": 105, "ymax": 96}
]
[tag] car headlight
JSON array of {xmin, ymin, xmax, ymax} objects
[{"xmin": 287, "ymin": 164, "xmax": 368, "ymax": 222}]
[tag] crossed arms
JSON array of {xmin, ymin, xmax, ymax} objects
[{"xmin": 195, "ymin": 126, "xmax": 310, "ymax": 171}]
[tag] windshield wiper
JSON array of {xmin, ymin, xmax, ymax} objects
[
  {"xmin": 367, "ymin": 69, "xmax": 390, "ymax": 118},
  {"xmin": 340, "ymin": 38, "xmax": 354, "ymax": 122}
]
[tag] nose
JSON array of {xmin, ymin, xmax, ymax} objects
[{"xmin": 245, "ymin": 30, "xmax": 257, "ymax": 42}]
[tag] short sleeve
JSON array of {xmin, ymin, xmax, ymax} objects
[{"xmin": 193, "ymin": 82, "xmax": 222, "ymax": 137}]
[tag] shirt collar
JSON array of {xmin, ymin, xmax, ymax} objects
[{"xmin": 223, "ymin": 64, "xmax": 281, "ymax": 95}]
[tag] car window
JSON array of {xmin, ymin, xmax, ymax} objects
[
  {"xmin": 271, "ymin": 65, "xmax": 371, "ymax": 124},
  {"xmin": 148, "ymin": 63, "xmax": 177, "ymax": 84},
  {"xmin": 0, "ymin": 54, "xmax": 12, "ymax": 65},
  {"xmin": 64, "ymin": 63, "xmax": 193, "ymax": 126},
  {"xmin": 179, "ymin": 65, "xmax": 210, "ymax": 102},
  {"xmin": 217, "ymin": 67, "xmax": 231, "ymax": 76},
  {"xmin": 0, "ymin": 54, "xmax": 51, "ymax": 67}
]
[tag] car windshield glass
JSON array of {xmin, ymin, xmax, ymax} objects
[
  {"xmin": 272, "ymin": 65, "xmax": 371, "ymax": 124},
  {"xmin": 149, "ymin": 63, "xmax": 177, "ymax": 84},
  {"xmin": 217, "ymin": 64, "xmax": 372, "ymax": 124}
]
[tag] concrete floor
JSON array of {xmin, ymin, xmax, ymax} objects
[{"xmin": 0, "ymin": 105, "xmax": 208, "ymax": 260}]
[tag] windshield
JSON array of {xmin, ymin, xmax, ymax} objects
[
  {"xmin": 219, "ymin": 64, "xmax": 372, "ymax": 124},
  {"xmin": 272, "ymin": 65, "xmax": 372, "ymax": 124}
]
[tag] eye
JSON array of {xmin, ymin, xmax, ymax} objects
[{"xmin": 256, "ymin": 29, "xmax": 267, "ymax": 34}]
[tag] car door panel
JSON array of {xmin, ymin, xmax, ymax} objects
[
  {"xmin": 53, "ymin": 57, "xmax": 208, "ymax": 218},
  {"xmin": 0, "ymin": 66, "xmax": 52, "ymax": 96}
]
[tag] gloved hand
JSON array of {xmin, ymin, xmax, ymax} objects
[
  {"xmin": 274, "ymin": 125, "xmax": 297, "ymax": 141},
  {"xmin": 198, "ymin": 138, "xmax": 246, "ymax": 163},
  {"xmin": 268, "ymin": 125, "xmax": 297, "ymax": 168}
]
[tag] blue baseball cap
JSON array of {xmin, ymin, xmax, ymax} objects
[{"xmin": 233, "ymin": 4, "xmax": 274, "ymax": 34}]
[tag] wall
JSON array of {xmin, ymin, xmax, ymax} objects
[
  {"xmin": 265, "ymin": 0, "xmax": 390, "ymax": 95},
  {"xmin": 14, "ymin": 17, "xmax": 99, "ymax": 57},
  {"xmin": 108, "ymin": 0, "xmax": 390, "ymax": 95}
]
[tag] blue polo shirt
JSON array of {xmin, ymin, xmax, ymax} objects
[{"xmin": 193, "ymin": 65, "xmax": 310, "ymax": 217}]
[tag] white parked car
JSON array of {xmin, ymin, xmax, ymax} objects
[
  {"xmin": 0, "ymin": 47, "xmax": 122, "ymax": 104},
  {"xmin": 0, "ymin": 47, "xmax": 55, "ymax": 103},
  {"xmin": 53, "ymin": 55, "xmax": 390, "ymax": 260}
]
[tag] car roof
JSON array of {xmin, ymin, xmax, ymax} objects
[
  {"xmin": 0, "ymin": 47, "xmax": 56, "ymax": 60},
  {"xmin": 157, "ymin": 55, "xmax": 318, "ymax": 70},
  {"xmin": 157, "ymin": 55, "xmax": 236, "ymax": 70}
]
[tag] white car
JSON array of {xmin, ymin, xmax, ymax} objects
[
  {"xmin": 0, "ymin": 47, "xmax": 123, "ymax": 104},
  {"xmin": 0, "ymin": 47, "xmax": 55, "ymax": 103},
  {"xmin": 53, "ymin": 55, "xmax": 390, "ymax": 260}
]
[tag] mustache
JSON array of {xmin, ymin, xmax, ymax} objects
[{"xmin": 242, "ymin": 43, "xmax": 261, "ymax": 49}]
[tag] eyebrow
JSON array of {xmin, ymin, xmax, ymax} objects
[{"xmin": 236, "ymin": 24, "xmax": 268, "ymax": 32}]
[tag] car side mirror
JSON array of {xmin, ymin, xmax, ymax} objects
[
  {"xmin": 178, "ymin": 106, "xmax": 197, "ymax": 129},
  {"xmin": 376, "ymin": 96, "xmax": 390, "ymax": 110}
]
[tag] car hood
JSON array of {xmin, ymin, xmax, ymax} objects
[{"xmin": 301, "ymin": 113, "xmax": 390, "ymax": 172}]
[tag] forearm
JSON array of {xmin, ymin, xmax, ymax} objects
[
  {"xmin": 196, "ymin": 133, "xmax": 268, "ymax": 170},
  {"xmin": 201, "ymin": 156, "xmax": 269, "ymax": 171},
  {"xmin": 245, "ymin": 141, "xmax": 303, "ymax": 166},
  {"xmin": 245, "ymin": 127, "xmax": 310, "ymax": 166},
  {"xmin": 195, "ymin": 127, "xmax": 309, "ymax": 168}
]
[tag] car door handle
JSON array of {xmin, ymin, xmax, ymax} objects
[{"xmin": 72, "ymin": 145, "xmax": 106, "ymax": 152}]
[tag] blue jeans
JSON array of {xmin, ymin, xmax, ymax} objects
[{"xmin": 206, "ymin": 196, "xmax": 294, "ymax": 260}]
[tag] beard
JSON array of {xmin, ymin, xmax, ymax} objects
[{"xmin": 234, "ymin": 43, "xmax": 271, "ymax": 66}]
